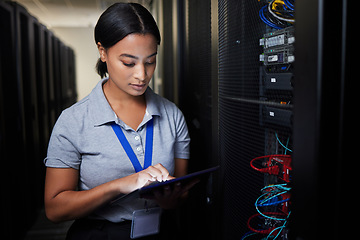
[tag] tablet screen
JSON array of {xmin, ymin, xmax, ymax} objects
[
  {"xmin": 140, "ymin": 165, "xmax": 220, "ymax": 195},
  {"xmin": 111, "ymin": 166, "xmax": 219, "ymax": 204}
]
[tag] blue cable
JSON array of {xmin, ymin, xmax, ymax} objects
[
  {"xmin": 275, "ymin": 132, "xmax": 293, "ymax": 152},
  {"xmin": 266, "ymin": 212, "xmax": 291, "ymax": 240},
  {"xmin": 257, "ymin": 198, "xmax": 290, "ymax": 207},
  {"xmin": 266, "ymin": 225, "xmax": 285, "ymax": 240},
  {"xmin": 255, "ymin": 192, "xmax": 289, "ymax": 221},
  {"xmin": 261, "ymin": 183, "xmax": 291, "ymax": 192},
  {"xmin": 284, "ymin": 0, "xmax": 295, "ymax": 11},
  {"xmin": 258, "ymin": 190, "xmax": 288, "ymax": 205},
  {"xmin": 255, "ymin": 184, "xmax": 291, "ymax": 221},
  {"xmin": 284, "ymin": 137, "xmax": 290, "ymax": 154},
  {"xmin": 241, "ymin": 231, "xmax": 257, "ymax": 240},
  {"xmin": 259, "ymin": 5, "xmax": 282, "ymax": 29}
]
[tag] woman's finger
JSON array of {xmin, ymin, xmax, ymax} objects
[
  {"xmin": 145, "ymin": 165, "xmax": 165, "ymax": 182},
  {"xmin": 152, "ymin": 163, "xmax": 170, "ymax": 181}
]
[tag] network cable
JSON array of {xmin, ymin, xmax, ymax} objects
[
  {"xmin": 268, "ymin": 0, "xmax": 295, "ymax": 23},
  {"xmin": 259, "ymin": 0, "xmax": 295, "ymax": 29},
  {"xmin": 275, "ymin": 132, "xmax": 293, "ymax": 153}
]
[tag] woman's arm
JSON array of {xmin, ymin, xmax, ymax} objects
[
  {"xmin": 174, "ymin": 158, "xmax": 188, "ymax": 177},
  {"xmin": 44, "ymin": 163, "xmax": 171, "ymax": 223}
]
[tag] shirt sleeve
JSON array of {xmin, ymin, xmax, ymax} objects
[
  {"xmin": 44, "ymin": 110, "xmax": 81, "ymax": 169},
  {"xmin": 174, "ymin": 108, "xmax": 191, "ymax": 159}
]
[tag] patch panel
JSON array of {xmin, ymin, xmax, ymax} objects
[
  {"xmin": 260, "ymin": 26, "xmax": 295, "ymax": 49},
  {"xmin": 261, "ymin": 46, "xmax": 294, "ymax": 65}
]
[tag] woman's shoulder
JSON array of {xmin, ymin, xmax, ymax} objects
[
  {"xmin": 61, "ymin": 79, "xmax": 104, "ymax": 119},
  {"xmin": 61, "ymin": 96, "xmax": 90, "ymax": 119},
  {"xmin": 52, "ymin": 94, "xmax": 94, "ymax": 136}
]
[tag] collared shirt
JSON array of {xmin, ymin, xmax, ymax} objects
[{"xmin": 44, "ymin": 78, "xmax": 190, "ymax": 222}]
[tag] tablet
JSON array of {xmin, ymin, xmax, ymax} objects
[{"xmin": 111, "ymin": 165, "xmax": 219, "ymax": 205}]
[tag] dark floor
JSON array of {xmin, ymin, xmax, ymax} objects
[{"xmin": 24, "ymin": 208, "xmax": 73, "ymax": 240}]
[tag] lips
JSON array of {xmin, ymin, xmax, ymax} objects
[{"xmin": 130, "ymin": 83, "xmax": 146, "ymax": 91}]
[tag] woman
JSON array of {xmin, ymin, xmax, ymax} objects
[{"xmin": 44, "ymin": 3, "xmax": 190, "ymax": 239}]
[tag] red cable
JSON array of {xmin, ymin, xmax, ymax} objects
[
  {"xmin": 250, "ymin": 155, "xmax": 291, "ymax": 182},
  {"xmin": 247, "ymin": 212, "xmax": 287, "ymax": 234}
]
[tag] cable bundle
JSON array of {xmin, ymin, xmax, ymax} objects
[
  {"xmin": 256, "ymin": 184, "xmax": 291, "ymax": 217},
  {"xmin": 259, "ymin": 0, "xmax": 295, "ymax": 29},
  {"xmin": 243, "ymin": 184, "xmax": 291, "ymax": 240},
  {"xmin": 244, "ymin": 131, "xmax": 293, "ymax": 239}
]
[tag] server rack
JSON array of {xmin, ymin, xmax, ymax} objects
[
  {"xmin": 61, "ymin": 45, "xmax": 77, "ymax": 109},
  {"xmin": 0, "ymin": 2, "xmax": 77, "ymax": 237},
  {"xmin": 172, "ymin": 0, "xmax": 294, "ymax": 238},
  {"xmin": 290, "ymin": 0, "xmax": 350, "ymax": 239},
  {"xmin": 217, "ymin": 0, "xmax": 294, "ymax": 239},
  {"xmin": 214, "ymin": 0, "xmax": 350, "ymax": 239},
  {"xmin": 67, "ymin": 47, "xmax": 77, "ymax": 107},
  {"xmin": 52, "ymin": 36, "xmax": 63, "ymax": 118},
  {"xmin": 12, "ymin": 4, "xmax": 42, "ymax": 229},
  {"xmin": 0, "ymin": 2, "xmax": 21, "ymax": 237},
  {"xmin": 33, "ymin": 21, "xmax": 49, "ymax": 209},
  {"xmin": 154, "ymin": 0, "xmax": 351, "ymax": 238},
  {"xmin": 44, "ymin": 29, "xmax": 57, "ymax": 132},
  {"xmin": 181, "ymin": 0, "xmax": 215, "ymax": 239}
]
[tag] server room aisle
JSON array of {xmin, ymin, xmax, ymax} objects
[{"xmin": 24, "ymin": 209, "xmax": 73, "ymax": 240}]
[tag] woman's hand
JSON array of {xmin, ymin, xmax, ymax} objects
[
  {"xmin": 139, "ymin": 163, "xmax": 173, "ymax": 183},
  {"xmin": 121, "ymin": 163, "xmax": 173, "ymax": 194}
]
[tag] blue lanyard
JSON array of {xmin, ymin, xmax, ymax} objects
[{"xmin": 110, "ymin": 119, "xmax": 154, "ymax": 173}]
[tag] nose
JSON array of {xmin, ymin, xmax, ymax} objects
[{"xmin": 134, "ymin": 64, "xmax": 147, "ymax": 81}]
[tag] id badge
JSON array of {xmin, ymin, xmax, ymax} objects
[{"xmin": 131, "ymin": 207, "xmax": 162, "ymax": 239}]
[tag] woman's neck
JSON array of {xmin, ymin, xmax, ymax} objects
[{"xmin": 103, "ymin": 79, "xmax": 146, "ymax": 130}]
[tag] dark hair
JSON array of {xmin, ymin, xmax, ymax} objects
[{"xmin": 94, "ymin": 3, "xmax": 161, "ymax": 78}]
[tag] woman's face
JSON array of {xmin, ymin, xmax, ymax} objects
[{"xmin": 99, "ymin": 33, "xmax": 158, "ymax": 97}]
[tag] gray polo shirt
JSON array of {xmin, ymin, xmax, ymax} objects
[{"xmin": 44, "ymin": 78, "xmax": 190, "ymax": 222}]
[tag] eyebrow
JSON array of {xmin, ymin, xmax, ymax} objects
[{"xmin": 120, "ymin": 52, "xmax": 157, "ymax": 59}]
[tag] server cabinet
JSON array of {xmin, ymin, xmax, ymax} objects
[
  {"xmin": 179, "ymin": 0, "xmax": 293, "ymax": 239},
  {"xmin": 34, "ymin": 23, "xmax": 50, "ymax": 155},
  {"xmin": 59, "ymin": 44, "xmax": 77, "ymax": 109},
  {"xmin": 33, "ymin": 21, "xmax": 49, "ymax": 210},
  {"xmin": 184, "ymin": 0, "xmax": 213, "ymax": 170},
  {"xmin": 13, "ymin": 4, "xmax": 40, "ymax": 154},
  {"xmin": 59, "ymin": 42, "xmax": 69, "ymax": 109},
  {"xmin": 11, "ymin": 3, "xmax": 42, "ymax": 235},
  {"xmin": 0, "ymin": 2, "xmax": 23, "ymax": 237},
  {"xmin": 215, "ymin": 0, "xmax": 350, "ymax": 239},
  {"xmin": 167, "ymin": 0, "xmax": 349, "ymax": 239},
  {"xmin": 68, "ymin": 47, "xmax": 77, "ymax": 105},
  {"xmin": 52, "ymin": 36, "xmax": 64, "ymax": 118},
  {"xmin": 180, "ymin": 0, "xmax": 216, "ymax": 239},
  {"xmin": 291, "ymin": 0, "xmax": 350, "ymax": 239},
  {"xmin": 44, "ymin": 29, "xmax": 57, "ymax": 131},
  {"xmin": 217, "ymin": 0, "xmax": 294, "ymax": 239},
  {"xmin": 1, "ymin": 2, "xmax": 77, "ymax": 237}
]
